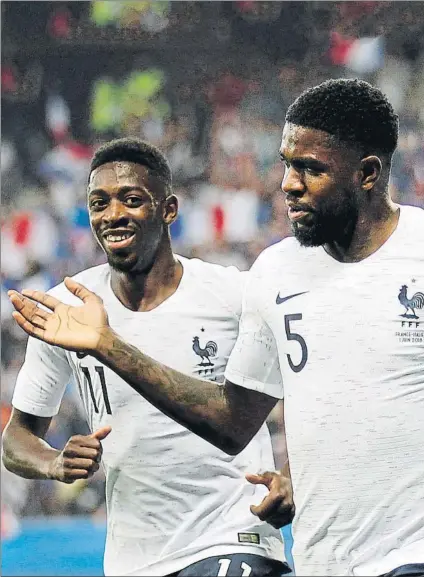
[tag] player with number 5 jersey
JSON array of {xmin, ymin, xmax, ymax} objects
[{"xmin": 8, "ymin": 80, "xmax": 423, "ymax": 577}]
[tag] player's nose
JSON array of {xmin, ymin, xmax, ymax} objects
[
  {"xmin": 102, "ymin": 198, "xmax": 128, "ymax": 224},
  {"xmin": 281, "ymin": 166, "xmax": 305, "ymax": 196}
]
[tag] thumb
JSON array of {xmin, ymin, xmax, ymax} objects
[
  {"xmin": 91, "ymin": 425, "xmax": 112, "ymax": 441},
  {"xmin": 250, "ymin": 503, "xmax": 260, "ymax": 516},
  {"xmin": 246, "ymin": 472, "xmax": 273, "ymax": 488},
  {"xmin": 64, "ymin": 277, "xmax": 102, "ymax": 304}
]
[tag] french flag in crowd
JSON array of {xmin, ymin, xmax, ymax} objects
[{"xmin": 329, "ymin": 32, "xmax": 384, "ymax": 74}]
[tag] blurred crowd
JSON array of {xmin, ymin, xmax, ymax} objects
[{"xmin": 2, "ymin": 1, "xmax": 424, "ymax": 533}]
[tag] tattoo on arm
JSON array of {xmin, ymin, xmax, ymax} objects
[{"xmin": 97, "ymin": 330, "xmax": 275, "ymax": 453}]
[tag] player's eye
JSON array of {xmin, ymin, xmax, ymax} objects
[
  {"xmin": 90, "ymin": 198, "xmax": 108, "ymax": 210},
  {"xmin": 125, "ymin": 196, "xmax": 144, "ymax": 207},
  {"xmin": 304, "ymin": 167, "xmax": 320, "ymax": 176}
]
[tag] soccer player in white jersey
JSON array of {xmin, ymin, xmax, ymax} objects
[
  {"xmin": 8, "ymin": 80, "xmax": 424, "ymax": 576},
  {"xmin": 3, "ymin": 138, "xmax": 293, "ymax": 577}
]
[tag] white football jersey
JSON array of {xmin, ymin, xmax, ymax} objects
[
  {"xmin": 12, "ymin": 256, "xmax": 286, "ymax": 576},
  {"xmin": 226, "ymin": 205, "xmax": 424, "ymax": 576}
]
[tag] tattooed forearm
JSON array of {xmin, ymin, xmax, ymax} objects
[
  {"xmin": 95, "ymin": 329, "xmax": 247, "ymax": 453},
  {"xmin": 108, "ymin": 335, "xmax": 223, "ymax": 408}
]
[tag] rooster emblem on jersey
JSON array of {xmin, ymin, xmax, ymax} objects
[
  {"xmin": 398, "ymin": 285, "xmax": 424, "ymax": 319},
  {"xmin": 192, "ymin": 336, "xmax": 218, "ymax": 366}
]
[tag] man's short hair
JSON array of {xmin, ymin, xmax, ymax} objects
[
  {"xmin": 90, "ymin": 137, "xmax": 172, "ymax": 189},
  {"xmin": 286, "ymin": 78, "xmax": 399, "ymax": 156}
]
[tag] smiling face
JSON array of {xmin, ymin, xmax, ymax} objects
[
  {"xmin": 88, "ymin": 161, "xmax": 177, "ymax": 273},
  {"xmin": 279, "ymin": 123, "xmax": 363, "ymax": 247}
]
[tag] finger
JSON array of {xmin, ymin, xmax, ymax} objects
[
  {"xmin": 246, "ymin": 471, "xmax": 274, "ymax": 488},
  {"xmin": 9, "ymin": 294, "xmax": 50, "ymax": 328},
  {"xmin": 265, "ymin": 501, "xmax": 296, "ymax": 527},
  {"xmin": 250, "ymin": 494, "xmax": 284, "ymax": 520},
  {"xmin": 65, "ymin": 458, "xmax": 97, "ymax": 470},
  {"xmin": 63, "ymin": 469, "xmax": 90, "ymax": 481},
  {"xmin": 9, "ymin": 292, "xmax": 42, "ymax": 316},
  {"xmin": 91, "ymin": 425, "xmax": 112, "ymax": 441},
  {"xmin": 21, "ymin": 289, "xmax": 61, "ymax": 312},
  {"xmin": 68, "ymin": 435, "xmax": 102, "ymax": 450},
  {"xmin": 8, "ymin": 290, "xmax": 25, "ymax": 309},
  {"xmin": 26, "ymin": 315, "xmax": 47, "ymax": 330},
  {"xmin": 12, "ymin": 311, "xmax": 47, "ymax": 340},
  {"xmin": 64, "ymin": 446, "xmax": 100, "ymax": 460},
  {"xmin": 64, "ymin": 277, "xmax": 102, "ymax": 304}
]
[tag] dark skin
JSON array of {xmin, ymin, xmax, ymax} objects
[
  {"xmin": 7, "ymin": 125, "xmax": 400, "ymax": 454},
  {"xmin": 4, "ymin": 160, "xmax": 293, "ymax": 527},
  {"xmin": 2, "ymin": 409, "xmax": 111, "ymax": 482},
  {"xmin": 281, "ymin": 123, "xmax": 400, "ymax": 259},
  {"xmin": 6, "ymin": 123, "xmax": 400, "ymax": 517},
  {"xmin": 88, "ymin": 161, "xmax": 182, "ymax": 311},
  {"xmin": 6, "ymin": 120, "xmax": 399, "ymax": 520}
]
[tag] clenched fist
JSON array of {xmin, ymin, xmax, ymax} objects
[{"xmin": 48, "ymin": 426, "xmax": 111, "ymax": 484}]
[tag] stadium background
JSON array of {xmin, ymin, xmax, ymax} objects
[{"xmin": 1, "ymin": 1, "xmax": 423, "ymax": 574}]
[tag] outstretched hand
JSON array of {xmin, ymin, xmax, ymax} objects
[
  {"xmin": 246, "ymin": 470, "xmax": 295, "ymax": 529},
  {"xmin": 8, "ymin": 277, "xmax": 110, "ymax": 353}
]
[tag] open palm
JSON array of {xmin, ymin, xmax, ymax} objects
[{"xmin": 8, "ymin": 277, "xmax": 110, "ymax": 353}]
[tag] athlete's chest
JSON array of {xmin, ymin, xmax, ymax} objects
[
  {"xmin": 262, "ymin": 254, "xmax": 424, "ymax": 386},
  {"xmin": 67, "ymin": 305, "xmax": 240, "ymax": 467},
  {"xmin": 68, "ymin": 303, "xmax": 239, "ymax": 419},
  {"xmin": 110, "ymin": 303, "xmax": 238, "ymax": 376}
]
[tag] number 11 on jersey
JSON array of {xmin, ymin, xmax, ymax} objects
[
  {"xmin": 218, "ymin": 558, "xmax": 252, "ymax": 576},
  {"xmin": 81, "ymin": 366, "xmax": 112, "ymax": 415}
]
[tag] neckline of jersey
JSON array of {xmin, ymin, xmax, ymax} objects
[
  {"xmin": 319, "ymin": 204, "xmax": 404, "ymax": 266},
  {"xmin": 105, "ymin": 255, "xmax": 188, "ymax": 315}
]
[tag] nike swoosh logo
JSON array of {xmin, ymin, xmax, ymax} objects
[
  {"xmin": 276, "ymin": 291, "xmax": 309, "ymax": 305},
  {"xmin": 76, "ymin": 351, "xmax": 88, "ymax": 359}
]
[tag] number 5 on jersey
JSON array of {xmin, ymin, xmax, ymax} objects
[
  {"xmin": 81, "ymin": 366, "xmax": 112, "ymax": 415},
  {"xmin": 284, "ymin": 313, "xmax": 308, "ymax": 372}
]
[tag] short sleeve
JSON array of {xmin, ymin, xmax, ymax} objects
[
  {"xmin": 184, "ymin": 256, "xmax": 248, "ymax": 320},
  {"xmin": 12, "ymin": 336, "xmax": 72, "ymax": 417},
  {"xmin": 221, "ymin": 268, "xmax": 249, "ymax": 319},
  {"xmin": 225, "ymin": 259, "xmax": 283, "ymax": 399}
]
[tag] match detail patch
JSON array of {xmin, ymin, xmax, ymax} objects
[{"xmin": 238, "ymin": 532, "xmax": 260, "ymax": 545}]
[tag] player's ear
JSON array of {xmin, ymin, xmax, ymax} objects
[
  {"xmin": 162, "ymin": 194, "xmax": 178, "ymax": 225},
  {"xmin": 360, "ymin": 156, "xmax": 382, "ymax": 191}
]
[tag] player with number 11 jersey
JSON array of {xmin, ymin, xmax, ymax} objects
[{"xmin": 8, "ymin": 138, "xmax": 290, "ymax": 577}]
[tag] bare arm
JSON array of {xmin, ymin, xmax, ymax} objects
[
  {"xmin": 96, "ymin": 329, "xmax": 277, "ymax": 454},
  {"xmin": 2, "ymin": 407, "xmax": 111, "ymax": 482},
  {"xmin": 2, "ymin": 408, "xmax": 59, "ymax": 479},
  {"xmin": 9, "ymin": 281, "xmax": 278, "ymax": 455}
]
